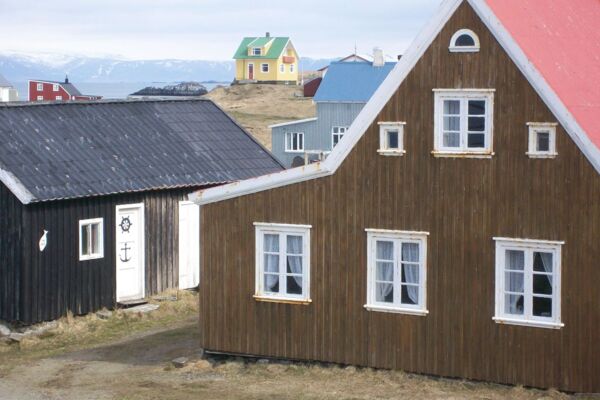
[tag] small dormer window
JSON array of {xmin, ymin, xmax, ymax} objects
[
  {"xmin": 449, "ymin": 29, "xmax": 480, "ymax": 53},
  {"xmin": 252, "ymin": 47, "xmax": 261, "ymax": 56},
  {"xmin": 527, "ymin": 123, "xmax": 558, "ymax": 158},
  {"xmin": 378, "ymin": 122, "xmax": 406, "ymax": 156}
]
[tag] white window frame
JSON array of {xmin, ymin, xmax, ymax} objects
[
  {"xmin": 36, "ymin": 96, "xmax": 44, "ymax": 101},
  {"xmin": 433, "ymin": 89, "xmax": 494, "ymax": 157},
  {"xmin": 365, "ymin": 229, "xmax": 429, "ymax": 316},
  {"xmin": 290, "ymin": 64, "xmax": 295, "ymax": 73},
  {"xmin": 254, "ymin": 222, "xmax": 311, "ymax": 303},
  {"xmin": 377, "ymin": 122, "xmax": 406, "ymax": 156},
  {"xmin": 36, "ymin": 83, "xmax": 43, "ymax": 91},
  {"xmin": 285, "ymin": 131, "xmax": 304, "ymax": 153},
  {"xmin": 449, "ymin": 29, "xmax": 480, "ymax": 53},
  {"xmin": 79, "ymin": 218, "xmax": 104, "ymax": 261},
  {"xmin": 280, "ymin": 64, "xmax": 285, "ymax": 73},
  {"xmin": 252, "ymin": 47, "xmax": 261, "ymax": 56},
  {"xmin": 331, "ymin": 126, "xmax": 348, "ymax": 148},
  {"xmin": 55, "ymin": 96, "xmax": 63, "ymax": 101},
  {"xmin": 52, "ymin": 84, "xmax": 59, "ymax": 92},
  {"xmin": 526, "ymin": 122, "xmax": 558, "ymax": 158},
  {"xmin": 493, "ymin": 237, "xmax": 564, "ymax": 329},
  {"xmin": 261, "ymin": 63, "xmax": 269, "ymax": 73}
]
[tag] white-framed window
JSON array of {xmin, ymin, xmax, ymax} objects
[
  {"xmin": 36, "ymin": 96, "xmax": 43, "ymax": 101},
  {"xmin": 365, "ymin": 229, "xmax": 428, "ymax": 315},
  {"xmin": 527, "ymin": 123, "xmax": 558, "ymax": 158},
  {"xmin": 79, "ymin": 218, "xmax": 104, "ymax": 261},
  {"xmin": 254, "ymin": 222, "xmax": 311, "ymax": 303},
  {"xmin": 280, "ymin": 64, "xmax": 284, "ymax": 73},
  {"xmin": 52, "ymin": 84, "xmax": 59, "ymax": 92},
  {"xmin": 36, "ymin": 83, "xmax": 43, "ymax": 91},
  {"xmin": 290, "ymin": 64, "xmax": 295, "ymax": 73},
  {"xmin": 285, "ymin": 131, "xmax": 304, "ymax": 152},
  {"xmin": 331, "ymin": 126, "xmax": 348, "ymax": 147},
  {"xmin": 493, "ymin": 238, "xmax": 563, "ymax": 329},
  {"xmin": 377, "ymin": 122, "xmax": 406, "ymax": 156},
  {"xmin": 55, "ymin": 96, "xmax": 63, "ymax": 101},
  {"xmin": 261, "ymin": 63, "xmax": 269, "ymax": 73},
  {"xmin": 449, "ymin": 29, "xmax": 480, "ymax": 52},
  {"xmin": 252, "ymin": 47, "xmax": 261, "ymax": 56},
  {"xmin": 433, "ymin": 89, "xmax": 494, "ymax": 156}
]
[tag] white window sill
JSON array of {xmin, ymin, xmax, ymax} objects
[
  {"xmin": 448, "ymin": 47, "xmax": 480, "ymax": 53},
  {"xmin": 492, "ymin": 316, "xmax": 564, "ymax": 330},
  {"xmin": 526, "ymin": 152, "xmax": 558, "ymax": 159},
  {"xmin": 284, "ymin": 150, "xmax": 305, "ymax": 154},
  {"xmin": 431, "ymin": 150, "xmax": 494, "ymax": 159},
  {"xmin": 364, "ymin": 304, "xmax": 428, "ymax": 316},
  {"xmin": 79, "ymin": 254, "xmax": 104, "ymax": 261},
  {"xmin": 253, "ymin": 295, "xmax": 312, "ymax": 305},
  {"xmin": 377, "ymin": 149, "xmax": 406, "ymax": 157}
]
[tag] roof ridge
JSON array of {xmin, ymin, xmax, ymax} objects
[{"xmin": 0, "ymin": 97, "xmax": 212, "ymax": 108}]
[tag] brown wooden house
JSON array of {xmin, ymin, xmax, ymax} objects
[{"xmin": 192, "ymin": 0, "xmax": 600, "ymax": 393}]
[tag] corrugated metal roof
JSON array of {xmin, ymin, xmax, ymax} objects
[
  {"xmin": 486, "ymin": 0, "xmax": 600, "ymax": 152},
  {"xmin": 0, "ymin": 99, "xmax": 283, "ymax": 203},
  {"xmin": 313, "ymin": 61, "xmax": 396, "ymax": 103},
  {"xmin": 233, "ymin": 37, "xmax": 290, "ymax": 59}
]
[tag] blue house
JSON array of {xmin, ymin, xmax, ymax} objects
[{"xmin": 271, "ymin": 58, "xmax": 396, "ymax": 167}]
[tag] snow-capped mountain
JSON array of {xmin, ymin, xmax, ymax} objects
[{"xmin": 0, "ymin": 51, "xmax": 334, "ymax": 83}]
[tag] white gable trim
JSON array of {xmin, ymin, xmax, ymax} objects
[
  {"xmin": 269, "ymin": 117, "xmax": 317, "ymax": 128},
  {"xmin": 190, "ymin": 0, "xmax": 599, "ymax": 206},
  {"xmin": 0, "ymin": 167, "xmax": 35, "ymax": 204},
  {"xmin": 468, "ymin": 0, "xmax": 600, "ymax": 173}
]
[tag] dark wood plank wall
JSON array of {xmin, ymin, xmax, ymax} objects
[
  {"xmin": 0, "ymin": 184, "xmax": 24, "ymax": 322},
  {"xmin": 3, "ymin": 188, "xmax": 192, "ymax": 324},
  {"xmin": 200, "ymin": 1, "xmax": 600, "ymax": 392}
]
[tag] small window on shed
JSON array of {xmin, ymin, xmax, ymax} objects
[
  {"xmin": 527, "ymin": 123, "xmax": 558, "ymax": 158},
  {"xmin": 449, "ymin": 29, "xmax": 480, "ymax": 52},
  {"xmin": 378, "ymin": 122, "xmax": 406, "ymax": 156},
  {"xmin": 79, "ymin": 218, "xmax": 104, "ymax": 261}
]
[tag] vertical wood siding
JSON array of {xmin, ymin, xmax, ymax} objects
[
  {"xmin": 1, "ymin": 188, "xmax": 193, "ymax": 324},
  {"xmin": 0, "ymin": 184, "xmax": 23, "ymax": 321},
  {"xmin": 200, "ymin": 1, "xmax": 600, "ymax": 393}
]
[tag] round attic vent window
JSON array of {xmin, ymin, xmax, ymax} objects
[{"xmin": 449, "ymin": 29, "xmax": 480, "ymax": 53}]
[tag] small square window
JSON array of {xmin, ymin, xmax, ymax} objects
[
  {"xmin": 527, "ymin": 123, "xmax": 557, "ymax": 158},
  {"xmin": 79, "ymin": 218, "xmax": 104, "ymax": 260},
  {"xmin": 55, "ymin": 96, "xmax": 63, "ymax": 101},
  {"xmin": 261, "ymin": 63, "xmax": 269, "ymax": 73},
  {"xmin": 36, "ymin": 83, "xmax": 43, "ymax": 91},
  {"xmin": 52, "ymin": 84, "xmax": 59, "ymax": 92},
  {"xmin": 378, "ymin": 122, "xmax": 406, "ymax": 156},
  {"xmin": 285, "ymin": 132, "xmax": 304, "ymax": 152},
  {"xmin": 36, "ymin": 96, "xmax": 43, "ymax": 101},
  {"xmin": 252, "ymin": 47, "xmax": 261, "ymax": 56},
  {"xmin": 331, "ymin": 126, "xmax": 348, "ymax": 148}
]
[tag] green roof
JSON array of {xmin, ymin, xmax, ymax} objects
[{"xmin": 233, "ymin": 37, "xmax": 290, "ymax": 60}]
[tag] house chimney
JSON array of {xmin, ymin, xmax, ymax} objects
[
  {"xmin": 65, "ymin": 75, "xmax": 69, "ymax": 84},
  {"xmin": 373, "ymin": 47, "xmax": 384, "ymax": 67},
  {"xmin": 266, "ymin": 32, "xmax": 270, "ymax": 38}
]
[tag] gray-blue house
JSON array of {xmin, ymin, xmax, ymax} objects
[{"xmin": 271, "ymin": 59, "xmax": 396, "ymax": 167}]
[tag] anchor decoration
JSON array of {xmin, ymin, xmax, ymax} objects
[
  {"xmin": 119, "ymin": 216, "xmax": 132, "ymax": 233},
  {"xmin": 119, "ymin": 241, "xmax": 133, "ymax": 262}
]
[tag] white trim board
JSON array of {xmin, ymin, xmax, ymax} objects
[
  {"xmin": 269, "ymin": 117, "xmax": 317, "ymax": 128},
  {"xmin": 190, "ymin": 0, "xmax": 600, "ymax": 206}
]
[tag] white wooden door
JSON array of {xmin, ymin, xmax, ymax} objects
[
  {"xmin": 178, "ymin": 201, "xmax": 200, "ymax": 289},
  {"xmin": 116, "ymin": 203, "xmax": 145, "ymax": 301}
]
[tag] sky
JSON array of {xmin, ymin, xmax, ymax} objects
[{"xmin": 0, "ymin": 0, "xmax": 443, "ymax": 60}]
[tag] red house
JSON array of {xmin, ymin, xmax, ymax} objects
[{"xmin": 28, "ymin": 77, "xmax": 102, "ymax": 102}]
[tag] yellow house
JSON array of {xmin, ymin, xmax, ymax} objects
[{"xmin": 233, "ymin": 33, "xmax": 299, "ymax": 84}]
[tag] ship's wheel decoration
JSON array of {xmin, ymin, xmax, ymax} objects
[{"xmin": 119, "ymin": 216, "xmax": 132, "ymax": 233}]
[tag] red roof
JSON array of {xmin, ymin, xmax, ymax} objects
[{"xmin": 486, "ymin": 0, "xmax": 600, "ymax": 151}]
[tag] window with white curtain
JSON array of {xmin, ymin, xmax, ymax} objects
[
  {"xmin": 79, "ymin": 218, "xmax": 104, "ymax": 261},
  {"xmin": 493, "ymin": 238, "xmax": 563, "ymax": 329},
  {"xmin": 254, "ymin": 223, "xmax": 311, "ymax": 303},
  {"xmin": 433, "ymin": 89, "xmax": 494, "ymax": 156},
  {"xmin": 365, "ymin": 229, "xmax": 428, "ymax": 315}
]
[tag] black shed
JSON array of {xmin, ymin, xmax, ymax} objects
[{"xmin": 0, "ymin": 98, "xmax": 283, "ymax": 324}]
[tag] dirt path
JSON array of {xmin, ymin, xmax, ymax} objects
[{"xmin": 0, "ymin": 316, "xmax": 581, "ymax": 400}]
